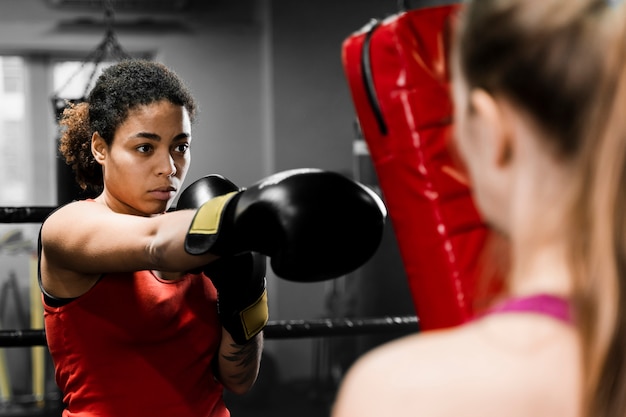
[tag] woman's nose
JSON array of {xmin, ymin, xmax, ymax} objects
[{"xmin": 157, "ymin": 153, "xmax": 177, "ymax": 177}]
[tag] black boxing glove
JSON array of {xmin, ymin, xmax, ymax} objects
[
  {"xmin": 178, "ymin": 175, "xmax": 268, "ymax": 345},
  {"xmin": 202, "ymin": 252, "xmax": 268, "ymax": 345},
  {"xmin": 184, "ymin": 168, "xmax": 387, "ymax": 282}
]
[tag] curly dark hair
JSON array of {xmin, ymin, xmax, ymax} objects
[{"xmin": 58, "ymin": 59, "xmax": 197, "ymax": 190}]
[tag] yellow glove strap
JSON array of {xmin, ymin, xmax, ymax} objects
[
  {"xmin": 240, "ymin": 289, "xmax": 269, "ymax": 341},
  {"xmin": 188, "ymin": 191, "xmax": 238, "ymax": 235}
]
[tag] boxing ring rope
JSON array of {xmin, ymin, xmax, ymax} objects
[
  {"xmin": 0, "ymin": 207, "xmax": 57, "ymax": 224},
  {"xmin": 0, "ymin": 316, "xmax": 419, "ymax": 348},
  {"xmin": 0, "ymin": 205, "xmax": 420, "ymax": 348}
]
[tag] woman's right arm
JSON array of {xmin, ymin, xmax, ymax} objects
[{"xmin": 41, "ymin": 200, "xmax": 217, "ymax": 276}]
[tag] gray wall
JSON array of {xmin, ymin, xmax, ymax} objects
[{"xmin": 269, "ymin": 0, "xmax": 399, "ymax": 381}]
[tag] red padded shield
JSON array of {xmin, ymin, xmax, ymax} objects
[{"xmin": 342, "ymin": 4, "xmax": 499, "ymax": 330}]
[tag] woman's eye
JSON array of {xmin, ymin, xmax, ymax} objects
[
  {"xmin": 174, "ymin": 143, "xmax": 189, "ymax": 153},
  {"xmin": 136, "ymin": 144, "xmax": 153, "ymax": 153}
]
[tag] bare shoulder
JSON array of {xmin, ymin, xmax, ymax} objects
[
  {"xmin": 332, "ymin": 326, "xmax": 477, "ymax": 417},
  {"xmin": 40, "ymin": 201, "xmax": 109, "ymax": 296},
  {"xmin": 332, "ymin": 315, "xmax": 580, "ymax": 417},
  {"xmin": 41, "ymin": 199, "xmax": 149, "ymax": 251},
  {"xmin": 41, "ymin": 199, "xmax": 152, "ymax": 292},
  {"xmin": 42, "ymin": 200, "xmax": 107, "ymax": 232},
  {"xmin": 42, "ymin": 200, "xmax": 108, "ymax": 254}
]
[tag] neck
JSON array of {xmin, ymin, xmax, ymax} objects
[
  {"xmin": 508, "ymin": 236, "xmax": 573, "ymax": 298},
  {"xmin": 505, "ymin": 127, "xmax": 575, "ymax": 299}
]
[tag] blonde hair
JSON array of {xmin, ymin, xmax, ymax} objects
[
  {"xmin": 455, "ymin": 1, "xmax": 626, "ymax": 415},
  {"xmin": 577, "ymin": 5, "xmax": 626, "ymax": 416}
]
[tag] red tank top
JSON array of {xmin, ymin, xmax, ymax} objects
[{"xmin": 43, "ymin": 270, "xmax": 228, "ymax": 417}]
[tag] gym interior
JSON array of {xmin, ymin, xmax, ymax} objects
[{"xmin": 0, "ymin": 0, "xmax": 443, "ymax": 416}]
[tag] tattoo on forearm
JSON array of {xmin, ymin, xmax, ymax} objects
[{"xmin": 221, "ymin": 340, "xmax": 260, "ymax": 385}]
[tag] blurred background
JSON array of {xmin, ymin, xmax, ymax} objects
[{"xmin": 0, "ymin": 0, "xmax": 421, "ymax": 415}]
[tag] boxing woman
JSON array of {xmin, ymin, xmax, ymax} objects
[{"xmin": 40, "ymin": 60, "xmax": 386, "ymax": 417}]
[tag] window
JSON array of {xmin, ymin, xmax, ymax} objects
[
  {"xmin": 1, "ymin": 57, "xmax": 24, "ymax": 94},
  {"xmin": 53, "ymin": 60, "xmax": 113, "ymax": 101},
  {"xmin": 0, "ymin": 57, "xmax": 28, "ymax": 205}
]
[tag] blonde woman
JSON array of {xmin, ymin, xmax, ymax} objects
[{"xmin": 333, "ymin": 1, "xmax": 626, "ymax": 416}]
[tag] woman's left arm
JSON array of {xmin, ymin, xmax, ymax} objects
[{"xmin": 215, "ymin": 330, "xmax": 263, "ymax": 394}]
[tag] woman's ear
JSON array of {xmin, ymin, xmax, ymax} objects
[
  {"xmin": 470, "ymin": 89, "xmax": 513, "ymax": 168},
  {"xmin": 91, "ymin": 132, "xmax": 107, "ymax": 165}
]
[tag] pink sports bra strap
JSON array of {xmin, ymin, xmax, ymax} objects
[{"xmin": 484, "ymin": 294, "xmax": 573, "ymax": 324}]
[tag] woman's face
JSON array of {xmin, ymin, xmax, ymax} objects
[{"xmin": 95, "ymin": 100, "xmax": 192, "ymax": 216}]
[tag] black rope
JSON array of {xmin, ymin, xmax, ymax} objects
[
  {"xmin": 0, "ymin": 329, "xmax": 47, "ymax": 348},
  {"xmin": 361, "ymin": 19, "xmax": 387, "ymax": 136},
  {"xmin": 0, "ymin": 316, "xmax": 419, "ymax": 347},
  {"xmin": 265, "ymin": 316, "xmax": 418, "ymax": 339},
  {"xmin": 0, "ymin": 206, "xmax": 181, "ymax": 223},
  {"xmin": 0, "ymin": 207, "xmax": 55, "ymax": 223}
]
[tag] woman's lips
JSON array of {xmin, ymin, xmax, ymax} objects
[{"xmin": 150, "ymin": 188, "xmax": 176, "ymax": 201}]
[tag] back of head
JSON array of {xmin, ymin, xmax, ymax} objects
[
  {"xmin": 455, "ymin": 1, "xmax": 626, "ymax": 416},
  {"xmin": 455, "ymin": 0, "xmax": 608, "ymax": 158}
]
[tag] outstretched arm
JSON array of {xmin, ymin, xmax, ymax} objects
[{"xmin": 41, "ymin": 200, "xmax": 216, "ymax": 275}]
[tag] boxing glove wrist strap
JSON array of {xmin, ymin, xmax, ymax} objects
[
  {"xmin": 185, "ymin": 191, "xmax": 239, "ymax": 256},
  {"xmin": 228, "ymin": 289, "xmax": 268, "ymax": 344}
]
